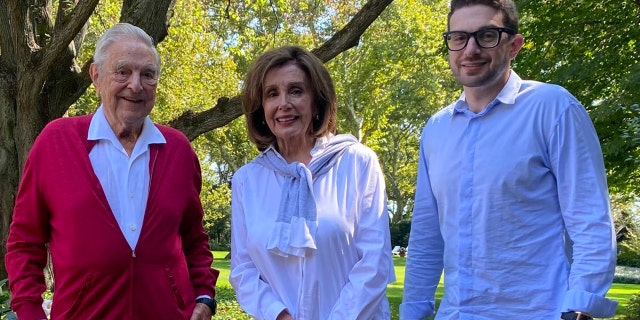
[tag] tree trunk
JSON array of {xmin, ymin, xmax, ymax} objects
[{"xmin": 0, "ymin": 62, "xmax": 19, "ymax": 280}]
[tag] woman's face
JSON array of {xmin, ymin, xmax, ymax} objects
[{"xmin": 261, "ymin": 62, "xmax": 316, "ymax": 146}]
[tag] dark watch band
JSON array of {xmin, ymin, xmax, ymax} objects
[
  {"xmin": 195, "ymin": 297, "xmax": 217, "ymax": 315},
  {"xmin": 561, "ymin": 311, "xmax": 593, "ymax": 320}
]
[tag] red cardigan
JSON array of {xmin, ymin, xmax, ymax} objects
[{"xmin": 6, "ymin": 115, "xmax": 218, "ymax": 320}]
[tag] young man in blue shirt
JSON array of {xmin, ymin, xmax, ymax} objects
[{"xmin": 400, "ymin": 0, "xmax": 618, "ymax": 319}]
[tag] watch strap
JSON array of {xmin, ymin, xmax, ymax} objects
[
  {"xmin": 195, "ymin": 297, "xmax": 217, "ymax": 315},
  {"xmin": 561, "ymin": 311, "xmax": 593, "ymax": 320}
]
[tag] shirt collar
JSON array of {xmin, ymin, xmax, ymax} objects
[
  {"xmin": 88, "ymin": 105, "xmax": 166, "ymax": 147},
  {"xmin": 452, "ymin": 70, "xmax": 523, "ymax": 117}
]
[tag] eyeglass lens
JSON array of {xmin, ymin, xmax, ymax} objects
[{"xmin": 446, "ymin": 29, "xmax": 501, "ymax": 51}]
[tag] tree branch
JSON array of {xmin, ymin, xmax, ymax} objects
[
  {"xmin": 121, "ymin": 0, "xmax": 176, "ymax": 44},
  {"xmin": 40, "ymin": 0, "xmax": 99, "ymax": 76},
  {"xmin": 0, "ymin": 0, "xmax": 15, "ymax": 68},
  {"xmin": 52, "ymin": 49, "xmax": 92, "ymax": 111},
  {"xmin": 168, "ymin": 96, "xmax": 243, "ymax": 141},
  {"xmin": 5, "ymin": 0, "xmax": 32, "ymax": 67},
  {"xmin": 32, "ymin": 0, "xmax": 54, "ymax": 48},
  {"xmin": 312, "ymin": 0, "xmax": 394, "ymax": 62},
  {"xmin": 169, "ymin": 0, "xmax": 395, "ymax": 140},
  {"xmin": 55, "ymin": 0, "xmax": 75, "ymax": 26}
]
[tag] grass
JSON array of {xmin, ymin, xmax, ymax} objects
[{"xmin": 212, "ymin": 251, "xmax": 640, "ymax": 319}]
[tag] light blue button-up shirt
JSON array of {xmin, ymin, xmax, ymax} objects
[{"xmin": 400, "ymin": 71, "xmax": 618, "ymax": 319}]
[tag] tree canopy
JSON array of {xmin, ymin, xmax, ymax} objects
[{"xmin": 515, "ymin": 0, "xmax": 640, "ymax": 195}]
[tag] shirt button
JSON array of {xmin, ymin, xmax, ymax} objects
[
  {"xmin": 129, "ymin": 224, "xmax": 136, "ymax": 231},
  {"xmin": 129, "ymin": 192, "xmax": 134, "ymax": 199}
]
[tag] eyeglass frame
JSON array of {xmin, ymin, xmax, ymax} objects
[
  {"xmin": 110, "ymin": 68, "xmax": 159, "ymax": 86},
  {"xmin": 442, "ymin": 27, "xmax": 517, "ymax": 51}
]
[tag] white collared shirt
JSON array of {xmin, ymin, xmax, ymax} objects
[{"xmin": 87, "ymin": 106, "xmax": 166, "ymax": 249}]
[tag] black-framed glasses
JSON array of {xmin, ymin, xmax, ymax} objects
[{"xmin": 442, "ymin": 27, "xmax": 516, "ymax": 51}]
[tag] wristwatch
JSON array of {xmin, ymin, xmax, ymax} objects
[
  {"xmin": 561, "ymin": 311, "xmax": 593, "ymax": 320},
  {"xmin": 195, "ymin": 297, "xmax": 217, "ymax": 315}
]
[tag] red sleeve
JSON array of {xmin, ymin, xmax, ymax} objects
[
  {"xmin": 165, "ymin": 127, "xmax": 219, "ymax": 299},
  {"xmin": 5, "ymin": 126, "xmax": 53, "ymax": 320}
]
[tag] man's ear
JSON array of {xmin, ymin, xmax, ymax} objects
[
  {"xmin": 509, "ymin": 34, "xmax": 525, "ymax": 60},
  {"xmin": 89, "ymin": 63, "xmax": 100, "ymax": 92}
]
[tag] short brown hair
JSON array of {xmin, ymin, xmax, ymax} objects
[
  {"xmin": 242, "ymin": 45, "xmax": 337, "ymax": 151},
  {"xmin": 447, "ymin": 0, "xmax": 519, "ymax": 33}
]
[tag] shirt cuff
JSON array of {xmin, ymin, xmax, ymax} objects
[
  {"xmin": 13, "ymin": 303, "xmax": 48, "ymax": 320},
  {"xmin": 264, "ymin": 300, "xmax": 289, "ymax": 320},
  {"xmin": 399, "ymin": 300, "xmax": 435, "ymax": 320},
  {"xmin": 561, "ymin": 288, "xmax": 618, "ymax": 318}
]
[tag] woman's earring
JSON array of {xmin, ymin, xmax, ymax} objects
[{"xmin": 314, "ymin": 114, "xmax": 320, "ymax": 121}]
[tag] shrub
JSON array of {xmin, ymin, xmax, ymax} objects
[
  {"xmin": 0, "ymin": 279, "xmax": 17, "ymax": 320},
  {"xmin": 623, "ymin": 293, "xmax": 640, "ymax": 320},
  {"xmin": 619, "ymin": 228, "xmax": 640, "ymax": 268},
  {"xmin": 209, "ymin": 240, "xmax": 231, "ymax": 252},
  {"xmin": 614, "ymin": 266, "xmax": 640, "ymax": 285}
]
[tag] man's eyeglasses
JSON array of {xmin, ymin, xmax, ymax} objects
[
  {"xmin": 112, "ymin": 69, "xmax": 159, "ymax": 86},
  {"xmin": 442, "ymin": 27, "xmax": 516, "ymax": 51}
]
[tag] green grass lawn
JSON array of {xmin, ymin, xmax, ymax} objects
[{"xmin": 212, "ymin": 251, "xmax": 639, "ymax": 319}]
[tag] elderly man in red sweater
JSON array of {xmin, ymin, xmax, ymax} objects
[{"xmin": 5, "ymin": 23, "xmax": 219, "ymax": 320}]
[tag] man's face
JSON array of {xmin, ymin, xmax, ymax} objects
[
  {"xmin": 447, "ymin": 5, "xmax": 523, "ymax": 91},
  {"xmin": 90, "ymin": 38, "xmax": 159, "ymax": 131}
]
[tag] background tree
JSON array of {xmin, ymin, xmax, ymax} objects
[
  {"xmin": 0, "ymin": 0, "xmax": 394, "ymax": 278},
  {"xmin": 515, "ymin": 0, "xmax": 640, "ymax": 265},
  {"xmin": 330, "ymin": 0, "xmax": 453, "ymax": 223},
  {"xmin": 515, "ymin": 0, "xmax": 640, "ymax": 195}
]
